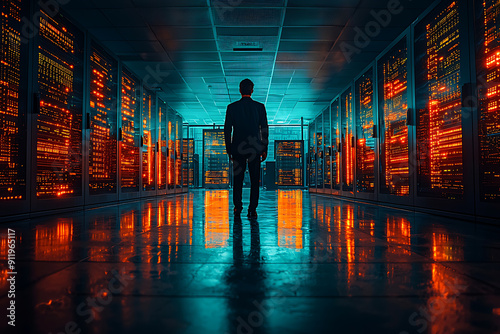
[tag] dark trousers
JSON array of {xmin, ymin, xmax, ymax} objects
[{"xmin": 232, "ymin": 155, "xmax": 260, "ymax": 211}]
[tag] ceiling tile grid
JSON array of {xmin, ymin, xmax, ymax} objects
[{"xmin": 61, "ymin": 0, "xmax": 436, "ymax": 124}]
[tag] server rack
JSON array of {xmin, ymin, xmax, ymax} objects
[
  {"xmin": 141, "ymin": 87, "xmax": 157, "ymax": 197},
  {"xmin": 157, "ymin": 99, "xmax": 168, "ymax": 196},
  {"xmin": 331, "ymin": 97, "xmax": 342, "ymax": 195},
  {"xmin": 376, "ymin": 29, "xmax": 414, "ymax": 207},
  {"xmin": 167, "ymin": 107, "xmax": 176, "ymax": 194},
  {"xmin": 183, "ymin": 138, "xmax": 195, "ymax": 187},
  {"xmin": 411, "ymin": 0, "xmax": 475, "ymax": 214},
  {"xmin": 275, "ymin": 140, "xmax": 304, "ymax": 188},
  {"xmin": 354, "ymin": 63, "xmax": 378, "ymax": 202},
  {"xmin": 341, "ymin": 85, "xmax": 355, "ymax": 198},
  {"xmin": 323, "ymin": 106, "xmax": 332, "ymax": 193},
  {"xmin": 30, "ymin": 5, "xmax": 86, "ymax": 212},
  {"xmin": 308, "ymin": 120, "xmax": 317, "ymax": 192},
  {"xmin": 203, "ymin": 129, "xmax": 230, "ymax": 189},
  {"xmin": 0, "ymin": 0, "xmax": 31, "ymax": 217},
  {"xmin": 316, "ymin": 112, "xmax": 325, "ymax": 193},
  {"xmin": 175, "ymin": 114, "xmax": 183, "ymax": 193},
  {"xmin": 118, "ymin": 67, "xmax": 141, "ymax": 201},
  {"xmin": 472, "ymin": 0, "xmax": 500, "ymax": 219},
  {"xmin": 84, "ymin": 39, "xmax": 120, "ymax": 206}
]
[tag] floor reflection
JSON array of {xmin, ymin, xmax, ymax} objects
[
  {"xmin": 226, "ymin": 217, "xmax": 267, "ymax": 334},
  {"xmin": 277, "ymin": 190, "xmax": 303, "ymax": 249},
  {"xmin": 35, "ymin": 219, "xmax": 74, "ymax": 261},
  {"xmin": 0, "ymin": 190, "xmax": 499, "ymax": 333},
  {"xmin": 204, "ymin": 190, "xmax": 230, "ymax": 248}
]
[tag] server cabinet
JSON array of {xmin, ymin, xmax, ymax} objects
[
  {"xmin": 31, "ymin": 7, "xmax": 85, "ymax": 212},
  {"xmin": 323, "ymin": 107, "xmax": 332, "ymax": 193},
  {"xmin": 203, "ymin": 129, "xmax": 230, "ymax": 189},
  {"xmin": 308, "ymin": 120, "xmax": 317, "ymax": 192},
  {"xmin": 376, "ymin": 31, "xmax": 413, "ymax": 206},
  {"xmin": 183, "ymin": 138, "xmax": 195, "ymax": 188},
  {"xmin": 354, "ymin": 64, "xmax": 377, "ymax": 201},
  {"xmin": 316, "ymin": 113, "xmax": 325, "ymax": 193},
  {"xmin": 331, "ymin": 97, "xmax": 342, "ymax": 195},
  {"xmin": 472, "ymin": 0, "xmax": 500, "ymax": 219},
  {"xmin": 341, "ymin": 86, "xmax": 355, "ymax": 197},
  {"xmin": 119, "ymin": 68, "xmax": 141, "ymax": 200},
  {"xmin": 0, "ymin": 0, "xmax": 31, "ymax": 217},
  {"xmin": 85, "ymin": 40, "xmax": 119, "ymax": 206},
  {"xmin": 275, "ymin": 140, "xmax": 304, "ymax": 187},
  {"xmin": 180, "ymin": 123, "xmax": 189, "ymax": 193},
  {"xmin": 175, "ymin": 114, "xmax": 183, "ymax": 193},
  {"xmin": 141, "ymin": 88, "xmax": 157, "ymax": 197},
  {"xmin": 167, "ymin": 107, "xmax": 176, "ymax": 194},
  {"xmin": 412, "ymin": 0, "xmax": 474, "ymax": 214},
  {"xmin": 157, "ymin": 99, "xmax": 167, "ymax": 195}
]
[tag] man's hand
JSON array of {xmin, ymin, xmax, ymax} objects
[{"xmin": 261, "ymin": 151, "xmax": 267, "ymax": 162}]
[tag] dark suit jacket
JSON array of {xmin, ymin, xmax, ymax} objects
[{"xmin": 224, "ymin": 97, "xmax": 269, "ymax": 158}]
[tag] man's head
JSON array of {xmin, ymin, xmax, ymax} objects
[{"xmin": 239, "ymin": 79, "xmax": 254, "ymax": 96}]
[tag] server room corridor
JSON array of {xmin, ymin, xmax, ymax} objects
[
  {"xmin": 3, "ymin": 0, "xmax": 500, "ymax": 332},
  {"xmin": 1, "ymin": 189, "xmax": 500, "ymax": 333}
]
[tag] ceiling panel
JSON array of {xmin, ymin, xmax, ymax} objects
[
  {"xmin": 61, "ymin": 0, "xmax": 433, "ymax": 124},
  {"xmin": 284, "ymin": 8, "xmax": 356, "ymax": 26},
  {"xmin": 213, "ymin": 7, "xmax": 284, "ymax": 26},
  {"xmin": 281, "ymin": 26, "xmax": 343, "ymax": 40},
  {"xmin": 140, "ymin": 7, "xmax": 212, "ymax": 25},
  {"xmin": 101, "ymin": 8, "xmax": 148, "ymax": 26}
]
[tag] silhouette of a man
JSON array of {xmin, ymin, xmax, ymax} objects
[{"xmin": 224, "ymin": 79, "xmax": 269, "ymax": 218}]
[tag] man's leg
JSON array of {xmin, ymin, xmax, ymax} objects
[
  {"xmin": 248, "ymin": 156, "xmax": 261, "ymax": 211},
  {"xmin": 232, "ymin": 156, "xmax": 246, "ymax": 212}
]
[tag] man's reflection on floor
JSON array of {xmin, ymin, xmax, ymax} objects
[{"xmin": 225, "ymin": 218, "xmax": 268, "ymax": 334}]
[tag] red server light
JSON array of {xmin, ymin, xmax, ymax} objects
[
  {"xmin": 355, "ymin": 69, "xmax": 375, "ymax": 193},
  {"xmin": 378, "ymin": 38, "xmax": 409, "ymax": 196},
  {"xmin": 89, "ymin": 43, "xmax": 118, "ymax": 195},
  {"xmin": 476, "ymin": 0, "xmax": 500, "ymax": 202},
  {"xmin": 120, "ymin": 70, "xmax": 140, "ymax": 192},
  {"xmin": 415, "ymin": 0, "xmax": 464, "ymax": 200},
  {"xmin": 36, "ymin": 9, "xmax": 84, "ymax": 199},
  {"xmin": 0, "ymin": 0, "xmax": 27, "ymax": 202}
]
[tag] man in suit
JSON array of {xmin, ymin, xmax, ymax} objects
[{"xmin": 224, "ymin": 79, "xmax": 269, "ymax": 219}]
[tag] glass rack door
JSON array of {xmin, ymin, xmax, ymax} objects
[
  {"xmin": 355, "ymin": 67, "xmax": 376, "ymax": 200},
  {"xmin": 377, "ymin": 36, "xmax": 411, "ymax": 204},
  {"xmin": 413, "ymin": 0, "xmax": 473, "ymax": 213}
]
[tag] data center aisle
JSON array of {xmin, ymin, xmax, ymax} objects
[{"xmin": 1, "ymin": 189, "xmax": 500, "ymax": 333}]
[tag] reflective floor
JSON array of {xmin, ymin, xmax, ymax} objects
[{"xmin": 1, "ymin": 189, "xmax": 500, "ymax": 333}]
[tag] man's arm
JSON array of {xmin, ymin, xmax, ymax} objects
[
  {"xmin": 223, "ymin": 106, "xmax": 233, "ymax": 159},
  {"xmin": 260, "ymin": 104, "xmax": 269, "ymax": 161}
]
